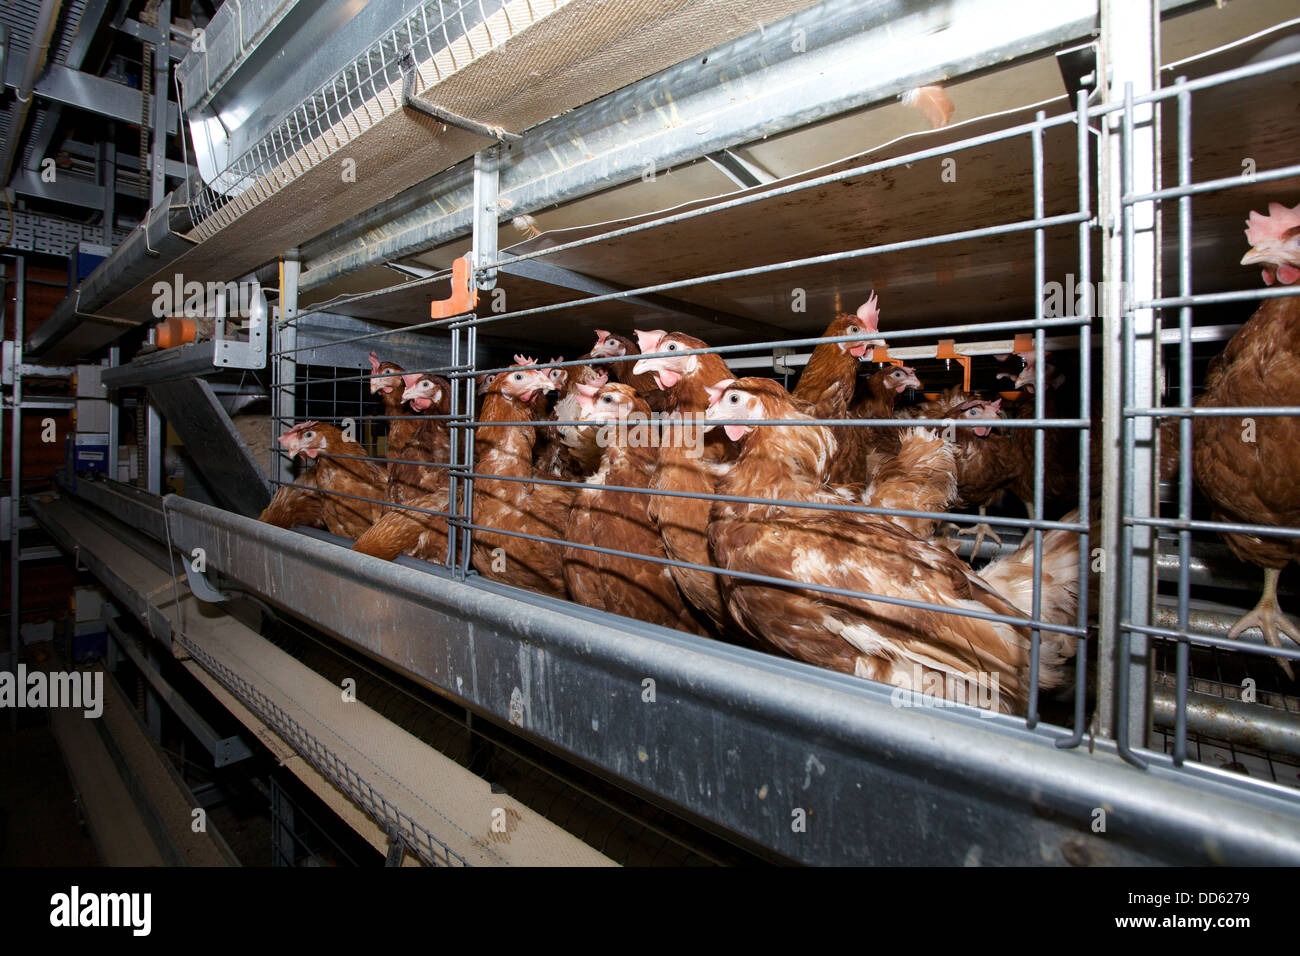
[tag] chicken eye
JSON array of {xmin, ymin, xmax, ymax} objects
[
  {"xmin": 601, "ymin": 395, "xmax": 613, "ymax": 404},
  {"xmin": 727, "ymin": 393, "xmax": 740, "ymax": 404},
  {"xmin": 304, "ymin": 431, "xmax": 315, "ymax": 439},
  {"xmin": 513, "ymin": 372, "xmax": 524, "ymax": 381},
  {"xmin": 665, "ymin": 342, "xmax": 677, "ymax": 351},
  {"xmin": 848, "ymin": 325, "xmax": 859, "ymax": 334}
]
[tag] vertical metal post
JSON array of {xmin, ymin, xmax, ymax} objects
[
  {"xmin": 98, "ymin": 130, "xmax": 117, "ymax": 247},
  {"xmin": 454, "ymin": 147, "xmax": 498, "ymax": 577},
  {"xmin": 9, "ymin": 257, "xmax": 23, "ymax": 690},
  {"xmin": 145, "ymin": 646, "xmax": 162, "ymax": 743},
  {"xmin": 150, "ymin": 1, "xmax": 171, "ymax": 210},
  {"xmin": 107, "ymin": 346, "xmax": 120, "ymax": 482},
  {"xmin": 277, "ymin": 252, "xmax": 300, "ymax": 484},
  {"xmin": 1027, "ymin": 111, "xmax": 1047, "ymax": 727},
  {"xmin": 472, "ymin": 146, "xmax": 500, "ymax": 291},
  {"xmin": 446, "ymin": 324, "xmax": 461, "ymax": 572},
  {"xmin": 1098, "ymin": 0, "xmax": 1159, "ymax": 755},
  {"xmin": 1172, "ymin": 77, "xmax": 1192, "ymax": 764},
  {"xmin": 1059, "ymin": 87, "xmax": 1094, "ymax": 749},
  {"xmin": 145, "ymin": 403, "xmax": 164, "ymax": 494}
]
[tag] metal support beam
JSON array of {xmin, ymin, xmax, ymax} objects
[
  {"xmin": 705, "ymin": 149, "xmax": 775, "ymax": 189},
  {"xmin": 5, "ymin": 258, "xmax": 15, "ymax": 726},
  {"xmin": 299, "ymin": 0, "xmax": 1200, "ymax": 292},
  {"xmin": 107, "ymin": 348, "xmax": 120, "ymax": 481},
  {"xmin": 62, "ymin": 139, "xmax": 192, "ymax": 181},
  {"xmin": 1098, "ymin": 0, "xmax": 1159, "ymax": 755},
  {"xmin": 276, "ymin": 252, "xmax": 299, "ymax": 486},
  {"xmin": 21, "ymin": 0, "xmax": 115, "ymax": 174},
  {"xmin": 149, "ymin": 1, "xmax": 171, "ymax": 209},
  {"xmin": 160, "ymin": 496, "xmax": 1300, "ymax": 865},
  {"xmin": 145, "ymin": 401, "xmax": 163, "ymax": 495},
  {"xmin": 99, "ymin": 132, "xmax": 116, "ymax": 245},
  {"xmin": 9, "ymin": 170, "xmax": 108, "ymax": 209},
  {"xmin": 107, "ymin": 618, "xmax": 252, "ymax": 766},
  {"xmin": 6, "ymin": 63, "xmax": 180, "ymax": 134},
  {"xmin": 472, "ymin": 147, "xmax": 500, "ymax": 291}
]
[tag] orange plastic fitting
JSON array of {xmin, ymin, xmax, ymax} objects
[
  {"xmin": 155, "ymin": 316, "xmax": 196, "ymax": 349},
  {"xmin": 429, "ymin": 256, "xmax": 480, "ymax": 319},
  {"xmin": 935, "ymin": 338, "xmax": 972, "ymax": 392}
]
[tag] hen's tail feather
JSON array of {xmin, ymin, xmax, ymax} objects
[
  {"xmin": 977, "ymin": 507, "xmax": 1084, "ymax": 688},
  {"xmin": 351, "ymin": 497, "xmax": 447, "ymax": 560}
]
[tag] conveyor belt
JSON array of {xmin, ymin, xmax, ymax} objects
[{"xmin": 30, "ymin": 493, "xmax": 614, "ymax": 866}]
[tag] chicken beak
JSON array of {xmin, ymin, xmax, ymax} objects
[
  {"xmin": 899, "ymin": 369, "xmax": 922, "ymax": 391},
  {"xmin": 1240, "ymin": 246, "xmax": 1269, "ymax": 266},
  {"xmin": 400, "ymin": 384, "xmax": 421, "ymax": 403},
  {"xmin": 631, "ymin": 357, "xmax": 656, "ymax": 376}
]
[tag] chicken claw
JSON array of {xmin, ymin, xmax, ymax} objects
[
  {"xmin": 954, "ymin": 507, "xmax": 1002, "ymax": 560},
  {"xmin": 1227, "ymin": 568, "xmax": 1299, "ymax": 680}
]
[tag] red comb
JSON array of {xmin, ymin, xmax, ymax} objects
[
  {"xmin": 594, "ymin": 329, "xmax": 610, "ymax": 344},
  {"xmin": 856, "ymin": 293, "xmax": 880, "ymax": 332},
  {"xmin": 1245, "ymin": 201, "xmax": 1300, "ymax": 247},
  {"xmin": 513, "ymin": 354, "xmax": 537, "ymax": 367},
  {"xmin": 635, "ymin": 330, "xmax": 667, "ymax": 354}
]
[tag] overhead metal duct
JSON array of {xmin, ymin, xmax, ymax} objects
[
  {"xmin": 0, "ymin": 0, "xmax": 65, "ymax": 185},
  {"xmin": 30, "ymin": 0, "xmax": 825, "ymax": 360}
]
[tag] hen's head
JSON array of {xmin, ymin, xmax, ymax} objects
[
  {"xmin": 704, "ymin": 376, "xmax": 798, "ymax": 442},
  {"xmin": 486, "ymin": 356, "xmax": 557, "ymax": 404},
  {"xmin": 822, "ymin": 294, "xmax": 886, "ymax": 358},
  {"xmin": 576, "ymin": 365, "xmax": 609, "ymax": 389},
  {"xmin": 368, "ymin": 352, "xmax": 405, "ymax": 395},
  {"xmin": 546, "ymin": 357, "xmax": 569, "ymax": 392},
  {"xmin": 1000, "ymin": 352, "xmax": 1064, "ymax": 392},
  {"xmin": 575, "ymin": 381, "xmax": 647, "ymax": 422},
  {"xmin": 400, "ymin": 373, "xmax": 450, "ymax": 413},
  {"xmin": 951, "ymin": 399, "xmax": 1002, "ymax": 438},
  {"xmin": 278, "ymin": 421, "xmax": 340, "ymax": 459},
  {"xmin": 875, "ymin": 364, "xmax": 922, "ymax": 394},
  {"xmin": 590, "ymin": 329, "xmax": 636, "ymax": 360},
  {"xmin": 631, "ymin": 330, "xmax": 714, "ymax": 389},
  {"xmin": 1242, "ymin": 201, "xmax": 1300, "ymax": 286}
]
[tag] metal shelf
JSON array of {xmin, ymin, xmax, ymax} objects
[
  {"xmin": 145, "ymin": 491, "xmax": 1299, "ymax": 866},
  {"xmin": 101, "ymin": 340, "xmax": 219, "ymax": 388}
]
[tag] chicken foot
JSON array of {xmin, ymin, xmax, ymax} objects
[
  {"xmin": 1227, "ymin": 567, "xmax": 1299, "ymax": 680},
  {"xmin": 952, "ymin": 507, "xmax": 1002, "ymax": 560}
]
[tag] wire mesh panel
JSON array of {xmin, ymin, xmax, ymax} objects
[
  {"xmin": 268, "ymin": 101, "xmax": 1099, "ymax": 730},
  {"xmin": 1116, "ymin": 48, "xmax": 1300, "ymax": 782},
  {"xmin": 254, "ymin": 36, "xmax": 1300, "ymax": 856},
  {"xmin": 186, "ymin": 0, "xmax": 542, "ymax": 239}
]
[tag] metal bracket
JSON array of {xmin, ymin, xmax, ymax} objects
[
  {"xmin": 400, "ymin": 53, "xmax": 521, "ymax": 143},
  {"xmin": 183, "ymin": 559, "xmax": 232, "ymax": 603},
  {"xmin": 772, "ymin": 346, "xmax": 795, "ymax": 375},
  {"xmin": 383, "ymin": 822, "xmax": 407, "ymax": 867},
  {"xmin": 1056, "ymin": 42, "xmax": 1100, "ymax": 102},
  {"xmin": 472, "ymin": 147, "xmax": 500, "ymax": 291},
  {"xmin": 211, "ymin": 277, "xmax": 268, "ymax": 371}
]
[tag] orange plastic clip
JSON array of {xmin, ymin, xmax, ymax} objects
[
  {"xmin": 155, "ymin": 316, "xmax": 196, "ymax": 349},
  {"xmin": 1011, "ymin": 333, "xmax": 1033, "ymax": 355},
  {"xmin": 429, "ymin": 256, "xmax": 480, "ymax": 319},
  {"xmin": 936, "ymin": 339, "xmax": 972, "ymax": 392},
  {"xmin": 868, "ymin": 345, "xmax": 903, "ymax": 366}
]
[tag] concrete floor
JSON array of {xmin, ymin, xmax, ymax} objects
[{"xmin": 0, "ymin": 712, "xmax": 100, "ymax": 866}]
